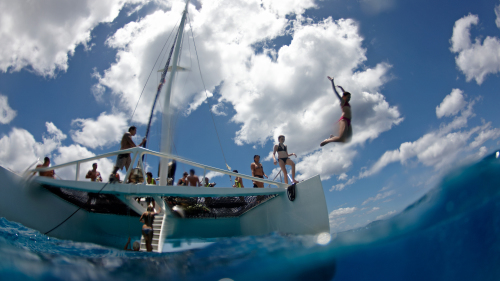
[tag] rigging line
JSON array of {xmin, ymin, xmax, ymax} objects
[
  {"xmin": 144, "ymin": 19, "xmax": 187, "ymax": 152},
  {"xmin": 142, "ymin": 26, "xmax": 181, "ymax": 152},
  {"xmin": 130, "ymin": 20, "xmax": 180, "ymax": 123},
  {"xmin": 187, "ymin": 14, "xmax": 230, "ymax": 170},
  {"xmin": 44, "ymin": 182, "xmax": 111, "ymax": 235}
]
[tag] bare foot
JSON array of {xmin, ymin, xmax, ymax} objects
[
  {"xmin": 320, "ymin": 139, "xmax": 330, "ymax": 147},
  {"xmin": 293, "ymin": 179, "xmax": 299, "ymax": 184}
]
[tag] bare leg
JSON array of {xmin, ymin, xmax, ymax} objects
[
  {"xmin": 278, "ymin": 159, "xmax": 289, "ymax": 184},
  {"xmin": 286, "ymin": 159, "xmax": 299, "ymax": 183},
  {"xmin": 147, "ymin": 232, "xmax": 154, "ymax": 252},
  {"xmin": 142, "ymin": 229, "xmax": 149, "ymax": 252},
  {"xmin": 148, "ymin": 232, "xmax": 154, "ymax": 252},
  {"xmin": 320, "ymin": 120, "xmax": 348, "ymax": 146}
]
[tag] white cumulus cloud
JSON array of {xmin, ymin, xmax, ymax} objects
[
  {"xmin": 450, "ymin": 12, "xmax": 500, "ymax": 85},
  {"xmin": 0, "ymin": 122, "xmax": 66, "ymax": 173},
  {"xmin": 71, "ymin": 112, "xmax": 129, "ymax": 149},
  {"xmin": 361, "ymin": 90, "xmax": 500, "ymax": 178},
  {"xmin": 0, "ymin": 94, "xmax": 17, "ymax": 124},
  {"xmin": 436, "ymin": 89, "xmax": 466, "ymax": 118},
  {"xmin": 495, "ymin": 4, "xmax": 500, "ymax": 29},
  {"xmin": 0, "ymin": 0, "xmax": 149, "ymax": 77},
  {"xmin": 329, "ymin": 206, "xmax": 357, "ymax": 232}
]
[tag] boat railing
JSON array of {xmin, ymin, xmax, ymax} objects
[{"xmin": 26, "ymin": 147, "xmax": 288, "ymax": 189}]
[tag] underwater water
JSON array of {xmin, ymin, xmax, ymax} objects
[{"xmin": 1, "ymin": 152, "xmax": 499, "ymax": 281}]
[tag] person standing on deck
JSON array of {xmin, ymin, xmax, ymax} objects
[
  {"xmin": 177, "ymin": 172, "xmax": 188, "ymax": 186},
  {"xmin": 86, "ymin": 163, "xmax": 102, "ymax": 182},
  {"xmin": 110, "ymin": 126, "xmax": 146, "ymax": 182},
  {"xmin": 232, "ymin": 170, "xmax": 244, "ymax": 188},
  {"xmin": 251, "ymin": 155, "xmax": 268, "ymax": 188},
  {"xmin": 273, "ymin": 135, "xmax": 298, "ymax": 184},
  {"xmin": 35, "ymin": 157, "xmax": 55, "ymax": 178},
  {"xmin": 320, "ymin": 76, "xmax": 352, "ymax": 146},
  {"xmin": 187, "ymin": 169, "xmax": 201, "ymax": 187}
]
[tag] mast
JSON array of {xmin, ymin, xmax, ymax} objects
[{"xmin": 159, "ymin": 0, "xmax": 190, "ymax": 186}]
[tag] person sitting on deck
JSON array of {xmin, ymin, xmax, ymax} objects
[
  {"xmin": 110, "ymin": 126, "xmax": 146, "ymax": 182},
  {"xmin": 146, "ymin": 172, "xmax": 156, "ymax": 185},
  {"xmin": 232, "ymin": 170, "xmax": 244, "ymax": 188},
  {"xmin": 251, "ymin": 155, "xmax": 268, "ymax": 188},
  {"xmin": 168, "ymin": 160, "xmax": 176, "ymax": 184},
  {"xmin": 145, "ymin": 171, "xmax": 157, "ymax": 209},
  {"xmin": 177, "ymin": 172, "xmax": 188, "ymax": 186},
  {"xmin": 85, "ymin": 163, "xmax": 102, "ymax": 182},
  {"xmin": 204, "ymin": 177, "xmax": 216, "ymax": 187},
  {"xmin": 272, "ymin": 135, "xmax": 298, "ymax": 184},
  {"xmin": 35, "ymin": 157, "xmax": 55, "ymax": 178},
  {"xmin": 114, "ymin": 173, "xmax": 121, "ymax": 183},
  {"xmin": 187, "ymin": 169, "xmax": 201, "ymax": 187}
]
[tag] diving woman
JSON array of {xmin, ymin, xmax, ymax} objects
[{"xmin": 320, "ymin": 76, "xmax": 352, "ymax": 146}]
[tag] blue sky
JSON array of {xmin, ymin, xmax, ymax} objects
[{"xmin": 1, "ymin": 0, "xmax": 500, "ymax": 233}]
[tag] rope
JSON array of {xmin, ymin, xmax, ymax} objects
[
  {"xmin": 187, "ymin": 14, "xmax": 230, "ymax": 171},
  {"xmin": 44, "ymin": 182, "xmax": 110, "ymax": 235}
]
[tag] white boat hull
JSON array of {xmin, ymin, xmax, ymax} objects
[{"xmin": 0, "ymin": 167, "xmax": 143, "ymax": 248}]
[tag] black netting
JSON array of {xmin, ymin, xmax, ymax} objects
[
  {"xmin": 42, "ymin": 184, "xmax": 140, "ymax": 217},
  {"xmin": 165, "ymin": 194, "xmax": 279, "ymax": 218}
]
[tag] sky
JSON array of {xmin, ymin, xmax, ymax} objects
[{"xmin": 1, "ymin": 0, "xmax": 500, "ymax": 233}]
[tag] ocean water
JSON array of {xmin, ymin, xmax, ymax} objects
[{"xmin": 1, "ymin": 152, "xmax": 499, "ymax": 281}]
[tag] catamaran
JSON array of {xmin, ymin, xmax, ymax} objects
[{"xmin": 0, "ymin": 0, "xmax": 329, "ymax": 252}]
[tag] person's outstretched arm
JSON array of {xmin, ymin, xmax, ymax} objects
[
  {"xmin": 124, "ymin": 237, "xmax": 131, "ymax": 250},
  {"xmin": 327, "ymin": 76, "xmax": 342, "ymax": 101}
]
